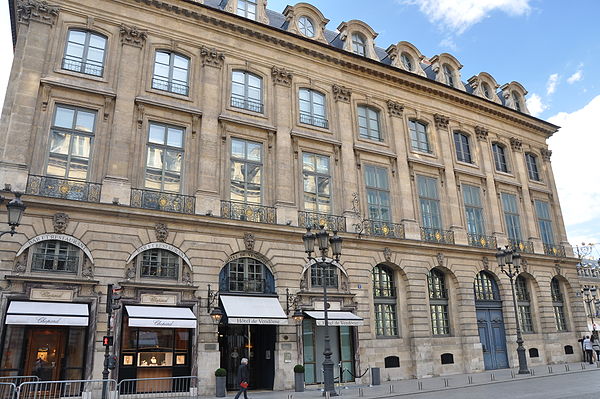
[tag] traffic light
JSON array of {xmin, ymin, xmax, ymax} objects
[
  {"xmin": 102, "ymin": 336, "xmax": 113, "ymax": 346},
  {"xmin": 106, "ymin": 284, "xmax": 122, "ymax": 314}
]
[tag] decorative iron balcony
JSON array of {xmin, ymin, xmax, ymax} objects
[
  {"xmin": 220, "ymin": 200, "xmax": 276, "ymax": 224},
  {"xmin": 230, "ymin": 96, "xmax": 264, "ymax": 113},
  {"xmin": 467, "ymin": 233, "xmax": 497, "ymax": 249},
  {"xmin": 130, "ymin": 188, "xmax": 195, "ymax": 214},
  {"xmin": 508, "ymin": 238, "xmax": 534, "ymax": 254},
  {"xmin": 363, "ymin": 220, "xmax": 405, "ymax": 239},
  {"xmin": 62, "ymin": 56, "xmax": 103, "ymax": 76},
  {"xmin": 151, "ymin": 76, "xmax": 189, "ymax": 96},
  {"xmin": 298, "ymin": 211, "xmax": 346, "ymax": 232},
  {"xmin": 543, "ymin": 243, "xmax": 566, "ymax": 257},
  {"xmin": 420, "ymin": 227, "xmax": 455, "ymax": 244},
  {"xmin": 299, "ymin": 112, "xmax": 328, "ymax": 129},
  {"xmin": 26, "ymin": 174, "xmax": 101, "ymax": 202}
]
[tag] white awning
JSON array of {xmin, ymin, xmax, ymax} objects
[
  {"xmin": 6, "ymin": 301, "xmax": 89, "ymax": 326},
  {"xmin": 126, "ymin": 306, "xmax": 196, "ymax": 329},
  {"xmin": 220, "ymin": 295, "xmax": 288, "ymax": 325},
  {"xmin": 304, "ymin": 311, "xmax": 364, "ymax": 326}
]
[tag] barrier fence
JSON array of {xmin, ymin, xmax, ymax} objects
[
  {"xmin": 0, "ymin": 383, "xmax": 16, "ymax": 399},
  {"xmin": 17, "ymin": 379, "xmax": 116, "ymax": 399},
  {"xmin": 117, "ymin": 376, "xmax": 198, "ymax": 398}
]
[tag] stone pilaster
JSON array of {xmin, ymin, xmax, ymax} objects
[{"xmin": 475, "ymin": 126, "xmax": 503, "ymax": 241}]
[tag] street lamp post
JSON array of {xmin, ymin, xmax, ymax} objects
[
  {"xmin": 0, "ymin": 192, "xmax": 26, "ymax": 238},
  {"xmin": 302, "ymin": 226, "xmax": 342, "ymax": 397},
  {"xmin": 581, "ymin": 286, "xmax": 599, "ymax": 334},
  {"xmin": 495, "ymin": 246, "xmax": 529, "ymax": 375}
]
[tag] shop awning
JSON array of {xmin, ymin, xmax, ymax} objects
[
  {"xmin": 6, "ymin": 301, "xmax": 89, "ymax": 326},
  {"xmin": 220, "ymin": 295, "xmax": 288, "ymax": 325},
  {"xmin": 304, "ymin": 311, "xmax": 364, "ymax": 326},
  {"xmin": 126, "ymin": 305, "xmax": 196, "ymax": 329}
]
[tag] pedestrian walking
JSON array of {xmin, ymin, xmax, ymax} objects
[
  {"xmin": 591, "ymin": 334, "xmax": 600, "ymax": 362},
  {"xmin": 234, "ymin": 357, "xmax": 250, "ymax": 399},
  {"xmin": 583, "ymin": 335, "xmax": 594, "ymax": 364}
]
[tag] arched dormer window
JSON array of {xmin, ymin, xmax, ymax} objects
[
  {"xmin": 372, "ymin": 264, "xmax": 398, "ymax": 337},
  {"xmin": 220, "ymin": 257, "xmax": 275, "ymax": 294},
  {"xmin": 63, "ymin": 29, "xmax": 107, "ymax": 77},
  {"xmin": 474, "ymin": 271, "xmax": 500, "ymax": 301},
  {"xmin": 500, "ymin": 81, "xmax": 530, "ymax": 114},
  {"xmin": 283, "ymin": 3, "xmax": 330, "ymax": 43},
  {"xmin": 428, "ymin": 268, "xmax": 450, "ymax": 335},
  {"xmin": 351, "ymin": 33, "xmax": 366, "ymax": 56},
  {"xmin": 443, "ymin": 64, "xmax": 455, "ymax": 87},
  {"xmin": 430, "ymin": 53, "xmax": 465, "ymax": 90},
  {"xmin": 467, "ymin": 72, "xmax": 501, "ymax": 103},
  {"xmin": 386, "ymin": 41, "xmax": 427, "ymax": 76},
  {"xmin": 512, "ymin": 92, "xmax": 522, "ymax": 112},
  {"xmin": 298, "ymin": 16, "xmax": 315, "ymax": 37},
  {"xmin": 337, "ymin": 20, "xmax": 379, "ymax": 60},
  {"xmin": 225, "ymin": 0, "xmax": 269, "ymax": 24}
]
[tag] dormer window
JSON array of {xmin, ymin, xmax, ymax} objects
[
  {"xmin": 351, "ymin": 33, "xmax": 366, "ymax": 56},
  {"xmin": 443, "ymin": 64, "xmax": 455, "ymax": 87},
  {"xmin": 237, "ymin": 0, "xmax": 257, "ymax": 20},
  {"xmin": 512, "ymin": 92, "xmax": 522, "ymax": 112},
  {"xmin": 400, "ymin": 52, "xmax": 414, "ymax": 72},
  {"xmin": 482, "ymin": 82, "xmax": 492, "ymax": 99},
  {"xmin": 298, "ymin": 16, "xmax": 315, "ymax": 38}
]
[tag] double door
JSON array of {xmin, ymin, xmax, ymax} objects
[
  {"xmin": 477, "ymin": 308, "xmax": 509, "ymax": 370},
  {"xmin": 24, "ymin": 328, "xmax": 67, "ymax": 381}
]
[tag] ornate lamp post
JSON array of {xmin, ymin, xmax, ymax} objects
[
  {"xmin": 582, "ymin": 286, "xmax": 599, "ymax": 334},
  {"xmin": 495, "ymin": 246, "xmax": 529, "ymax": 374},
  {"xmin": 0, "ymin": 192, "xmax": 26, "ymax": 238},
  {"xmin": 302, "ymin": 226, "xmax": 342, "ymax": 397}
]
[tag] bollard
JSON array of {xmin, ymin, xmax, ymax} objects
[
  {"xmin": 418, "ymin": 381, "xmax": 423, "ymax": 391},
  {"xmin": 490, "ymin": 373, "xmax": 495, "ymax": 381},
  {"xmin": 325, "ymin": 391, "xmax": 330, "ymax": 399},
  {"xmin": 444, "ymin": 378, "xmax": 449, "ymax": 387},
  {"xmin": 510, "ymin": 370, "xmax": 515, "ymax": 378},
  {"xmin": 358, "ymin": 387, "xmax": 364, "ymax": 397},
  {"xmin": 468, "ymin": 376, "xmax": 473, "ymax": 384},
  {"xmin": 565, "ymin": 364, "xmax": 570, "ymax": 371},
  {"xmin": 548, "ymin": 366, "xmax": 553, "ymax": 374},
  {"xmin": 530, "ymin": 369, "xmax": 535, "ymax": 376},
  {"xmin": 581, "ymin": 363, "xmax": 586, "ymax": 370},
  {"xmin": 389, "ymin": 385, "xmax": 395, "ymax": 393}
]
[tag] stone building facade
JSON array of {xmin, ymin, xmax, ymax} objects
[{"xmin": 0, "ymin": 0, "xmax": 586, "ymax": 394}]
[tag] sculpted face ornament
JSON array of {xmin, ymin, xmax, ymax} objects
[
  {"xmin": 53, "ymin": 212, "xmax": 69, "ymax": 234},
  {"xmin": 154, "ymin": 223, "xmax": 169, "ymax": 242},
  {"xmin": 244, "ymin": 232, "xmax": 255, "ymax": 251}
]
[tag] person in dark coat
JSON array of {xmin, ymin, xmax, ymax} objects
[{"xmin": 234, "ymin": 357, "xmax": 249, "ymax": 399}]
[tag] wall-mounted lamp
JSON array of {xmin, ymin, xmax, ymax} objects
[
  {"xmin": 207, "ymin": 284, "xmax": 222, "ymax": 324},
  {"xmin": 286, "ymin": 288, "xmax": 303, "ymax": 323}
]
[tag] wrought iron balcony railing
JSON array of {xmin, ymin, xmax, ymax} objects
[
  {"xmin": 467, "ymin": 233, "xmax": 497, "ymax": 249},
  {"xmin": 363, "ymin": 220, "xmax": 405, "ymax": 239},
  {"xmin": 420, "ymin": 227, "xmax": 455, "ymax": 245},
  {"xmin": 62, "ymin": 56, "xmax": 104, "ymax": 76},
  {"xmin": 299, "ymin": 112, "xmax": 328, "ymax": 129},
  {"xmin": 298, "ymin": 211, "xmax": 346, "ymax": 232},
  {"xmin": 130, "ymin": 188, "xmax": 195, "ymax": 214},
  {"xmin": 508, "ymin": 238, "xmax": 534, "ymax": 254},
  {"xmin": 230, "ymin": 96, "xmax": 264, "ymax": 113},
  {"xmin": 151, "ymin": 76, "xmax": 189, "ymax": 96},
  {"xmin": 543, "ymin": 243, "xmax": 566, "ymax": 257},
  {"xmin": 220, "ymin": 200, "xmax": 276, "ymax": 224},
  {"xmin": 26, "ymin": 174, "xmax": 101, "ymax": 202}
]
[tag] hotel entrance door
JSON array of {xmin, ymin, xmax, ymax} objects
[{"xmin": 24, "ymin": 328, "xmax": 66, "ymax": 381}]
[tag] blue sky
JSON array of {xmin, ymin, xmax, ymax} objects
[{"xmin": 0, "ymin": 0, "xmax": 599, "ymax": 257}]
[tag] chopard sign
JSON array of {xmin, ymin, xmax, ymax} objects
[
  {"xmin": 140, "ymin": 294, "xmax": 177, "ymax": 305},
  {"xmin": 153, "ymin": 319, "xmax": 176, "ymax": 327},
  {"xmin": 30, "ymin": 289, "xmax": 74, "ymax": 301}
]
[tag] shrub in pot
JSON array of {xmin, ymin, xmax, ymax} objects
[
  {"xmin": 215, "ymin": 368, "xmax": 227, "ymax": 397},
  {"xmin": 293, "ymin": 364, "xmax": 305, "ymax": 392}
]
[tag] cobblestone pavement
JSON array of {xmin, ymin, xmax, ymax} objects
[{"xmin": 200, "ymin": 361, "xmax": 600, "ymax": 398}]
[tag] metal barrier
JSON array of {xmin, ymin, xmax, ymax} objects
[
  {"xmin": 17, "ymin": 379, "xmax": 117, "ymax": 399},
  {"xmin": 0, "ymin": 377, "xmax": 39, "ymax": 386},
  {"xmin": 117, "ymin": 376, "xmax": 198, "ymax": 398},
  {"xmin": 0, "ymin": 383, "xmax": 16, "ymax": 399}
]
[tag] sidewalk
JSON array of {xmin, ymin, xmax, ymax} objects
[{"xmin": 200, "ymin": 361, "xmax": 600, "ymax": 398}]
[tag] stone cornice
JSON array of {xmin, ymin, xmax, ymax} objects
[{"xmin": 129, "ymin": 0, "xmax": 558, "ymax": 137}]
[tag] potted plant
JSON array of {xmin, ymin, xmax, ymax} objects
[
  {"xmin": 293, "ymin": 364, "xmax": 305, "ymax": 392},
  {"xmin": 215, "ymin": 368, "xmax": 227, "ymax": 397}
]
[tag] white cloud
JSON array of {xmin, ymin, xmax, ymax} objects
[
  {"xmin": 439, "ymin": 37, "xmax": 457, "ymax": 51},
  {"xmin": 548, "ymin": 95, "xmax": 600, "ymax": 244},
  {"xmin": 400, "ymin": 0, "xmax": 531, "ymax": 34},
  {"xmin": 546, "ymin": 73, "xmax": 559, "ymax": 95},
  {"xmin": 567, "ymin": 70, "xmax": 583, "ymax": 84},
  {"xmin": 526, "ymin": 93, "xmax": 547, "ymax": 117}
]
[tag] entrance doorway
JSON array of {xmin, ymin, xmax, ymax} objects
[
  {"xmin": 24, "ymin": 328, "xmax": 66, "ymax": 381},
  {"xmin": 218, "ymin": 324, "xmax": 276, "ymax": 390}
]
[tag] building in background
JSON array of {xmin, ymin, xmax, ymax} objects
[{"xmin": 0, "ymin": 0, "xmax": 585, "ymax": 393}]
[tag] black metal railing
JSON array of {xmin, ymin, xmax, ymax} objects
[
  {"xmin": 130, "ymin": 188, "xmax": 195, "ymax": 214},
  {"xmin": 62, "ymin": 56, "xmax": 103, "ymax": 76},
  {"xmin": 543, "ymin": 243, "xmax": 566, "ymax": 257},
  {"xmin": 151, "ymin": 76, "xmax": 189, "ymax": 96},
  {"xmin": 508, "ymin": 238, "xmax": 534, "ymax": 254},
  {"xmin": 363, "ymin": 220, "xmax": 405, "ymax": 239},
  {"xmin": 26, "ymin": 174, "xmax": 101, "ymax": 202},
  {"xmin": 299, "ymin": 112, "xmax": 328, "ymax": 129},
  {"xmin": 230, "ymin": 96, "xmax": 263, "ymax": 113},
  {"xmin": 467, "ymin": 233, "xmax": 497, "ymax": 249},
  {"xmin": 220, "ymin": 200, "xmax": 276, "ymax": 224},
  {"xmin": 298, "ymin": 211, "xmax": 346, "ymax": 232},
  {"xmin": 420, "ymin": 227, "xmax": 455, "ymax": 244}
]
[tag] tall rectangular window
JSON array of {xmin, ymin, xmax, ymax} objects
[
  {"xmin": 47, "ymin": 105, "xmax": 96, "ymax": 180},
  {"xmin": 364, "ymin": 165, "xmax": 390, "ymax": 222},
  {"xmin": 501, "ymin": 193, "xmax": 522, "ymax": 240},
  {"xmin": 231, "ymin": 71, "xmax": 263, "ymax": 113},
  {"xmin": 357, "ymin": 105, "xmax": 382, "ymax": 141},
  {"xmin": 526, "ymin": 153, "xmax": 541, "ymax": 181},
  {"xmin": 492, "ymin": 143, "xmax": 509, "ymax": 173},
  {"xmin": 152, "ymin": 51, "xmax": 189, "ymax": 96},
  {"xmin": 462, "ymin": 185, "xmax": 484, "ymax": 235},
  {"xmin": 373, "ymin": 265, "xmax": 398, "ymax": 337},
  {"xmin": 145, "ymin": 122, "xmax": 184, "ymax": 192},
  {"xmin": 302, "ymin": 153, "xmax": 331, "ymax": 214},
  {"xmin": 409, "ymin": 120, "xmax": 430, "ymax": 153},
  {"xmin": 454, "ymin": 132, "xmax": 472, "ymax": 163},
  {"xmin": 535, "ymin": 200, "xmax": 554, "ymax": 245},
  {"xmin": 417, "ymin": 175, "xmax": 441, "ymax": 229},
  {"xmin": 230, "ymin": 138, "xmax": 262, "ymax": 203},
  {"xmin": 62, "ymin": 30, "xmax": 106, "ymax": 76},
  {"xmin": 237, "ymin": 0, "xmax": 257, "ymax": 19},
  {"xmin": 299, "ymin": 88, "xmax": 328, "ymax": 128}
]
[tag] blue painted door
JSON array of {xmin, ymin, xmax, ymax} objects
[{"xmin": 477, "ymin": 308, "xmax": 509, "ymax": 370}]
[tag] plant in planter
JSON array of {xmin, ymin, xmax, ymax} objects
[
  {"xmin": 293, "ymin": 364, "xmax": 305, "ymax": 392},
  {"xmin": 215, "ymin": 368, "xmax": 227, "ymax": 397}
]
